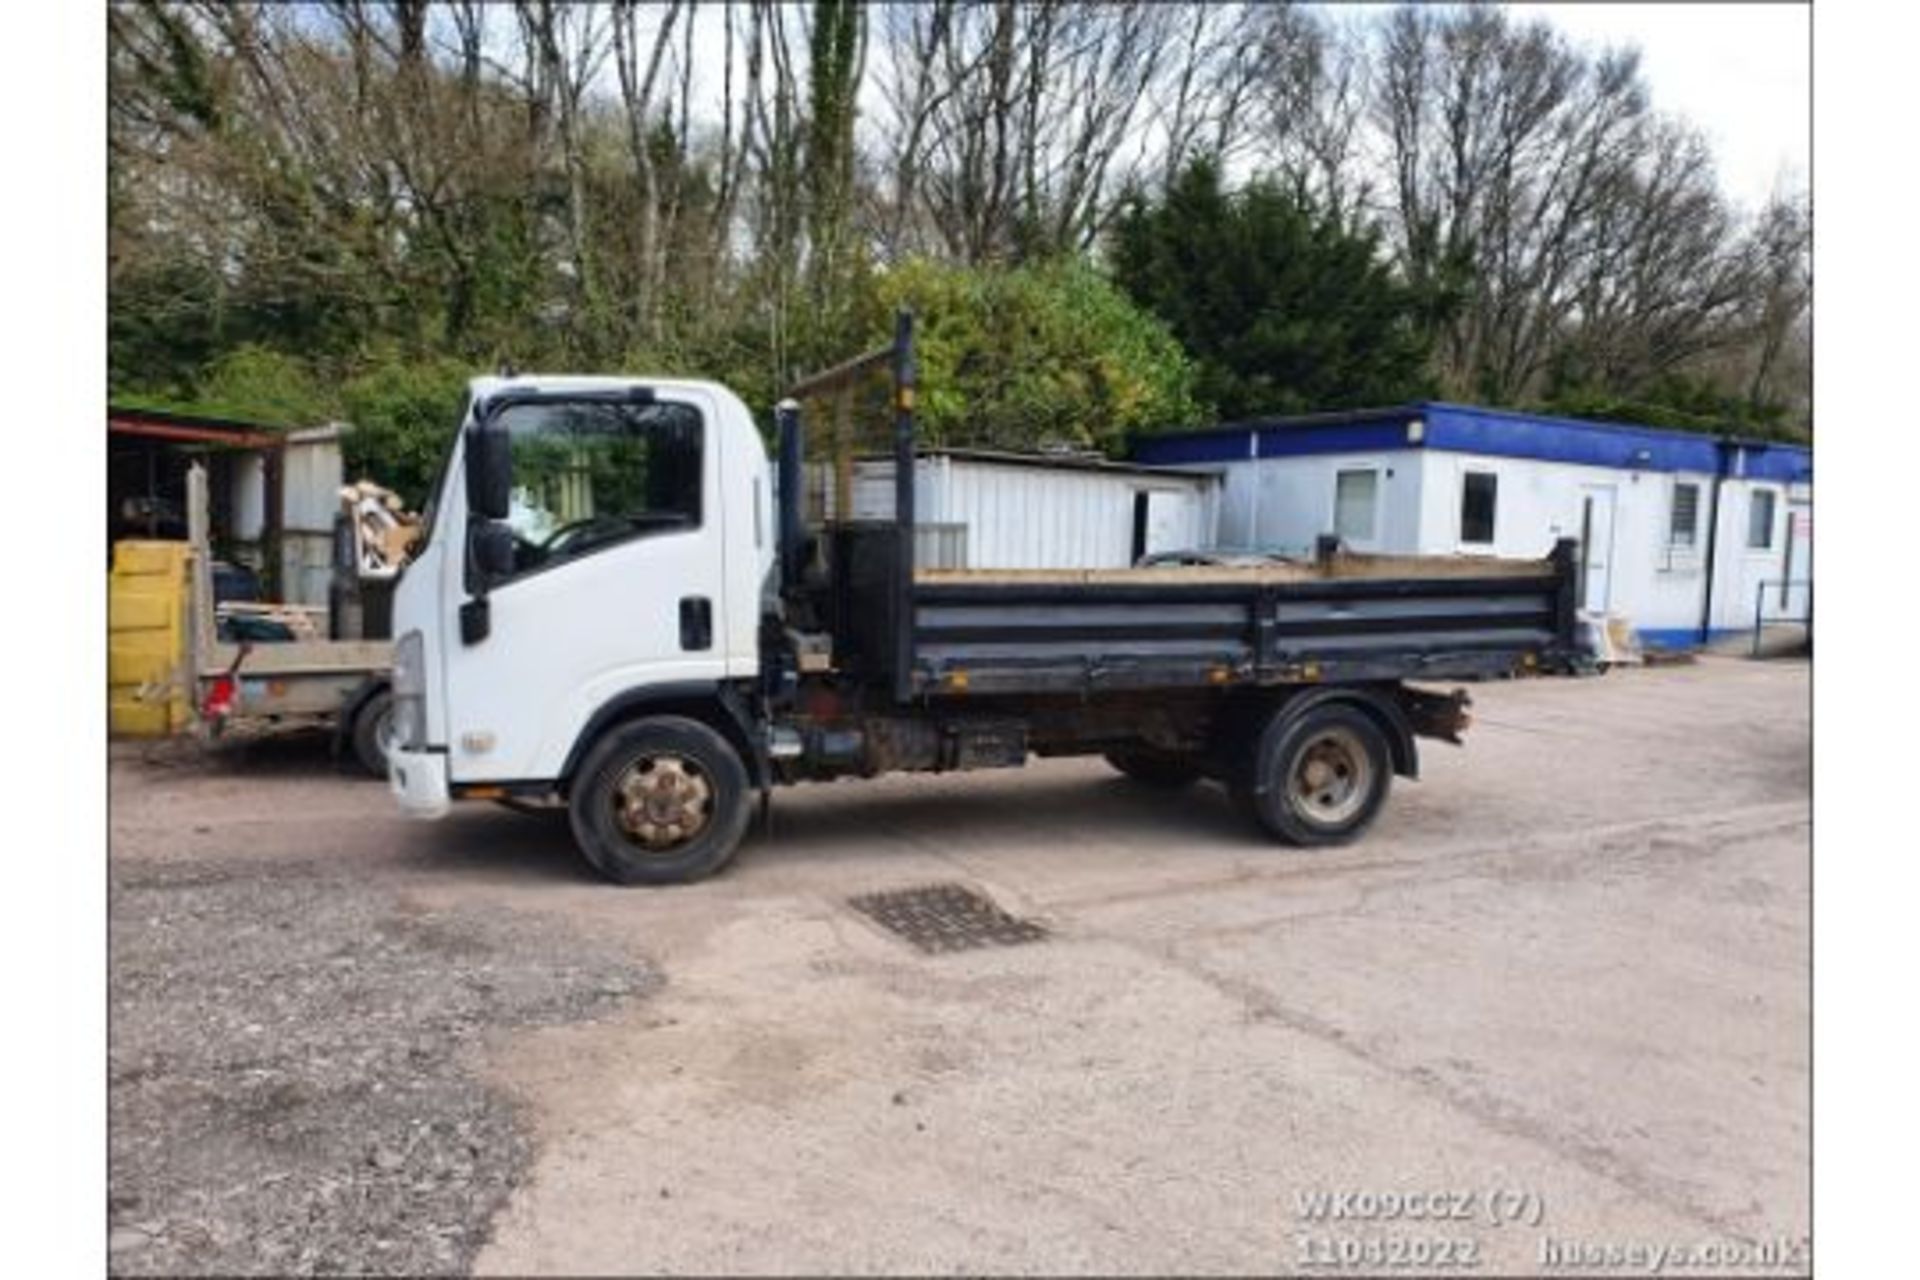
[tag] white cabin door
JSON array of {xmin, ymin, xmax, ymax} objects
[
  {"xmin": 1131, "ymin": 488, "xmax": 1192, "ymax": 562},
  {"xmin": 1782, "ymin": 501, "xmax": 1812, "ymax": 618},
  {"xmin": 1143, "ymin": 490, "xmax": 1187, "ymax": 556},
  {"xmin": 1579, "ymin": 485, "xmax": 1617, "ymax": 613}
]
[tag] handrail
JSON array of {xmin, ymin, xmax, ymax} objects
[
  {"xmin": 785, "ymin": 343, "xmax": 897, "ymax": 401},
  {"xmin": 776, "ymin": 311, "xmax": 920, "ymax": 703},
  {"xmin": 1751, "ymin": 578, "xmax": 1812, "ymax": 657}
]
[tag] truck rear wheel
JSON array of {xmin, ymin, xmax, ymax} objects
[
  {"xmin": 568, "ymin": 715, "xmax": 753, "ymax": 886},
  {"xmin": 1233, "ymin": 703, "xmax": 1391, "ymax": 846},
  {"xmin": 1105, "ymin": 748, "xmax": 1202, "ymax": 788}
]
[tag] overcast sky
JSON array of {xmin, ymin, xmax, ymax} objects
[{"xmin": 1507, "ymin": 3, "xmax": 1810, "ymax": 210}]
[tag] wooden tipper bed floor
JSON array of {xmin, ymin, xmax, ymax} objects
[{"xmin": 913, "ymin": 552, "xmax": 1554, "ymax": 586}]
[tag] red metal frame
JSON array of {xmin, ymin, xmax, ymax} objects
[{"xmin": 107, "ymin": 416, "xmax": 282, "ymax": 448}]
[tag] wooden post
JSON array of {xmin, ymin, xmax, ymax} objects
[{"xmin": 187, "ymin": 464, "xmax": 216, "ymax": 691}]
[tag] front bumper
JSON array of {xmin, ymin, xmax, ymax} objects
[{"xmin": 388, "ymin": 745, "xmax": 451, "ymax": 818}]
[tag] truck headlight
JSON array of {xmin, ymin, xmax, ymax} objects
[
  {"xmin": 389, "ymin": 695, "xmax": 425, "ymax": 752},
  {"xmin": 392, "ymin": 630, "xmax": 425, "ymax": 697},
  {"xmin": 391, "ymin": 630, "xmax": 427, "ymax": 750}
]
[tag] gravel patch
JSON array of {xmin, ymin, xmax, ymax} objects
[{"xmin": 109, "ymin": 857, "xmax": 656, "ymax": 1276}]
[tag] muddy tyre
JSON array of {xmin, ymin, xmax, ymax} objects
[
  {"xmin": 349, "ymin": 689, "xmax": 395, "ymax": 777},
  {"xmin": 568, "ymin": 716, "xmax": 753, "ymax": 886},
  {"xmin": 1232, "ymin": 703, "xmax": 1391, "ymax": 847},
  {"xmin": 1105, "ymin": 748, "xmax": 1202, "ymax": 789}
]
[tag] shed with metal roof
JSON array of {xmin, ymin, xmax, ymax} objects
[
  {"xmin": 109, "ymin": 406, "xmax": 350, "ymax": 606},
  {"xmin": 826, "ymin": 447, "xmax": 1221, "ymax": 570}
]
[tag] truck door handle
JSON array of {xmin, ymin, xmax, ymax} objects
[{"xmin": 679, "ymin": 597, "xmax": 713, "ymax": 651}]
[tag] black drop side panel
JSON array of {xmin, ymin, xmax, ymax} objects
[
  {"xmin": 1260, "ymin": 576, "xmax": 1562, "ymax": 662},
  {"xmin": 829, "ymin": 523, "xmax": 907, "ymax": 691},
  {"xmin": 909, "ymin": 569, "xmax": 1571, "ymax": 696},
  {"xmin": 912, "ymin": 580, "xmax": 1260, "ymax": 696}
]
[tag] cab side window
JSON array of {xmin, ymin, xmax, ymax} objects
[{"xmin": 492, "ymin": 399, "xmax": 703, "ymax": 579}]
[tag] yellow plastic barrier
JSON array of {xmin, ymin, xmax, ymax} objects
[{"xmin": 109, "ymin": 540, "xmax": 193, "ymax": 737}]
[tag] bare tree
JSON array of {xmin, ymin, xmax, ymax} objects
[
  {"xmin": 1254, "ymin": 6, "xmax": 1371, "ymax": 225},
  {"xmin": 869, "ymin": 0, "xmax": 959, "ymax": 259},
  {"xmin": 1152, "ymin": 3, "xmax": 1275, "ymax": 190},
  {"xmin": 1561, "ymin": 121, "xmax": 1756, "ymax": 391},
  {"xmin": 1376, "ymin": 4, "xmax": 1656, "ymax": 400},
  {"xmin": 870, "ymin": 1, "xmax": 1177, "ymax": 264},
  {"xmin": 1738, "ymin": 193, "xmax": 1812, "ymax": 415},
  {"xmin": 517, "ymin": 2, "xmax": 610, "ymax": 345},
  {"xmin": 736, "ymin": 1, "xmax": 808, "ymax": 385},
  {"xmin": 708, "ymin": 0, "xmax": 745, "ymax": 265},
  {"xmin": 610, "ymin": 0, "xmax": 684, "ymax": 341},
  {"xmin": 108, "ymin": 0, "xmax": 1809, "ymax": 436}
]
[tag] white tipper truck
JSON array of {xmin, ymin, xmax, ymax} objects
[{"xmin": 387, "ymin": 314, "xmax": 1579, "ymax": 884}]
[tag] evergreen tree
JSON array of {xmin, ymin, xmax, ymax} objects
[{"xmin": 1110, "ymin": 159, "xmax": 1445, "ymax": 421}]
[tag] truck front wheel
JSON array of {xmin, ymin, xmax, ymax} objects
[
  {"xmin": 568, "ymin": 716, "xmax": 753, "ymax": 885},
  {"xmin": 1233, "ymin": 703, "xmax": 1392, "ymax": 846}
]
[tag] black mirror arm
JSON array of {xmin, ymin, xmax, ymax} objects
[
  {"xmin": 460, "ymin": 517, "xmax": 505, "ymax": 646},
  {"xmin": 459, "ymin": 595, "xmax": 490, "ymax": 645}
]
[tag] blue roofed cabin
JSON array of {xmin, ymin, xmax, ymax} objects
[{"xmin": 1132, "ymin": 403, "xmax": 1811, "ymax": 649}]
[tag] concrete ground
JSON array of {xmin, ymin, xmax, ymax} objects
[{"xmin": 110, "ymin": 657, "xmax": 1810, "ymax": 1276}]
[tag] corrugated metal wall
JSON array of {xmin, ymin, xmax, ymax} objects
[
  {"xmin": 835, "ymin": 455, "xmax": 1215, "ymax": 570},
  {"xmin": 279, "ymin": 426, "xmax": 345, "ymax": 607}
]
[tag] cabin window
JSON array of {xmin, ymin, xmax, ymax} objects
[
  {"xmin": 1669, "ymin": 482, "xmax": 1700, "ymax": 547},
  {"xmin": 1333, "ymin": 468, "xmax": 1378, "ymax": 544},
  {"xmin": 489, "ymin": 397, "xmax": 704, "ymax": 582},
  {"xmin": 1460, "ymin": 471, "xmax": 1498, "ymax": 545},
  {"xmin": 1747, "ymin": 488, "xmax": 1777, "ymax": 549}
]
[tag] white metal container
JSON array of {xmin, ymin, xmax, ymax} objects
[
  {"xmin": 830, "ymin": 449, "xmax": 1219, "ymax": 570},
  {"xmin": 279, "ymin": 424, "xmax": 347, "ymax": 606}
]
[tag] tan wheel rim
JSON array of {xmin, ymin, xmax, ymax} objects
[
  {"xmin": 611, "ymin": 753, "xmax": 714, "ymax": 852},
  {"xmin": 1287, "ymin": 727, "xmax": 1371, "ymax": 826}
]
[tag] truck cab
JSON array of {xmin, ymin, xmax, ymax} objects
[{"xmin": 387, "ymin": 375, "xmax": 772, "ymax": 827}]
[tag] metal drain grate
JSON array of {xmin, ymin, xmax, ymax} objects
[{"xmin": 848, "ymin": 882, "xmax": 1048, "ymax": 955}]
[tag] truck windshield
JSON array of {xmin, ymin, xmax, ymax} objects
[{"xmin": 491, "ymin": 398, "xmax": 704, "ymax": 578}]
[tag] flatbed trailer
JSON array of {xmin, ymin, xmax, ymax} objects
[
  {"xmin": 383, "ymin": 311, "xmax": 1582, "ymax": 884},
  {"xmin": 185, "ymin": 463, "xmax": 395, "ymax": 773}
]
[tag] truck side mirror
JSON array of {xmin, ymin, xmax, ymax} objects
[
  {"xmin": 465, "ymin": 418, "xmax": 512, "ymax": 521},
  {"xmin": 460, "ymin": 520, "xmax": 515, "ymax": 646},
  {"xmin": 469, "ymin": 519, "xmax": 516, "ymax": 583}
]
